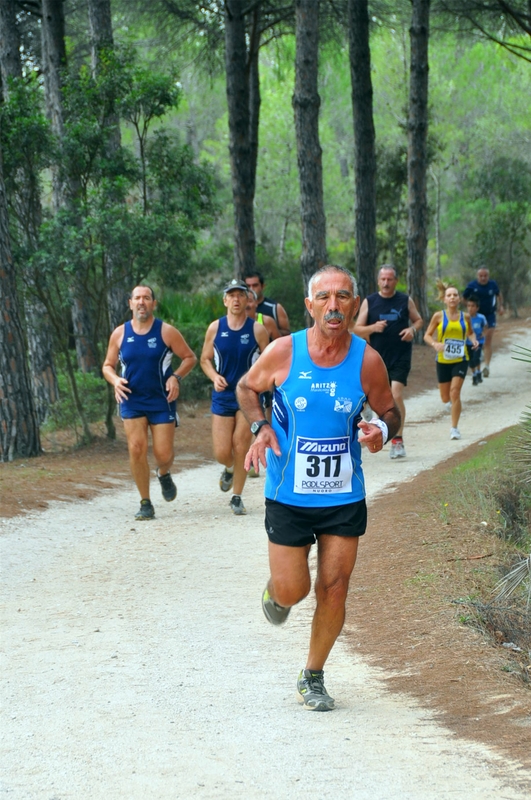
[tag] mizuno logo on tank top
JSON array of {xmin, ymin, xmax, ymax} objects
[{"xmin": 298, "ymin": 438, "xmax": 348, "ymax": 453}]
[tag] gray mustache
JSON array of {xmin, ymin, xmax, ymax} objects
[{"xmin": 324, "ymin": 311, "xmax": 345, "ymax": 322}]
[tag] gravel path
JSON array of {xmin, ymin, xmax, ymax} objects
[{"xmin": 2, "ymin": 328, "xmax": 531, "ymax": 799}]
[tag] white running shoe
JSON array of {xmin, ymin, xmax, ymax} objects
[
  {"xmin": 450, "ymin": 427, "xmax": 461, "ymax": 440},
  {"xmin": 444, "ymin": 401, "xmax": 452, "ymax": 412}
]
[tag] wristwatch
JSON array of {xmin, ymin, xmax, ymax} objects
[{"xmin": 250, "ymin": 419, "xmax": 270, "ymax": 435}]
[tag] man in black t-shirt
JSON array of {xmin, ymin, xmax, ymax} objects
[
  {"xmin": 353, "ymin": 265, "xmax": 423, "ymax": 459},
  {"xmin": 244, "ymin": 271, "xmax": 291, "ymax": 336}
]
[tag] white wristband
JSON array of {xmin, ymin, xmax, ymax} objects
[{"xmin": 368, "ymin": 419, "xmax": 389, "ymax": 445}]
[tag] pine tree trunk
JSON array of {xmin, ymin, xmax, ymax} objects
[
  {"xmin": 41, "ymin": 0, "xmax": 98, "ymax": 374},
  {"xmin": 293, "ymin": 0, "xmax": 327, "ymax": 292},
  {"xmin": 0, "ymin": 143, "xmax": 41, "ymax": 461},
  {"xmin": 407, "ymin": 0, "xmax": 430, "ymax": 326},
  {"xmin": 224, "ymin": 0, "xmax": 257, "ymax": 277},
  {"xmin": 1, "ymin": 0, "xmax": 59, "ymax": 423},
  {"xmin": 87, "ymin": 0, "xmax": 130, "ymax": 332},
  {"xmin": 0, "ymin": 0, "xmax": 21, "ymax": 87},
  {"xmin": 348, "ymin": 0, "xmax": 377, "ymax": 300}
]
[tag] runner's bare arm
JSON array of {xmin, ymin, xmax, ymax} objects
[
  {"xmin": 264, "ymin": 316, "xmax": 281, "ymax": 340},
  {"xmin": 424, "ymin": 312, "xmax": 445, "ymax": 353},
  {"xmin": 253, "ymin": 321, "xmax": 271, "ymax": 353},
  {"xmin": 352, "ymin": 298, "xmax": 386, "ymax": 340},
  {"xmin": 359, "ymin": 346, "xmax": 401, "ymax": 449},
  {"xmin": 102, "ymin": 325, "xmax": 131, "ymax": 403},
  {"xmin": 237, "ymin": 337, "xmax": 292, "ymax": 470},
  {"xmin": 200, "ymin": 320, "xmax": 228, "ymax": 392},
  {"xmin": 399, "ymin": 298, "xmax": 423, "ymax": 341},
  {"xmin": 276, "ymin": 302, "xmax": 291, "ymax": 336},
  {"xmin": 162, "ymin": 323, "xmax": 198, "ymax": 401}
]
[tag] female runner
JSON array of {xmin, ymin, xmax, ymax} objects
[{"xmin": 424, "ymin": 282, "xmax": 478, "ymax": 440}]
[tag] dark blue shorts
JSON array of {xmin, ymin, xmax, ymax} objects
[
  {"xmin": 120, "ymin": 400, "xmax": 178, "ymax": 426},
  {"xmin": 211, "ymin": 389, "xmax": 239, "ymax": 417},
  {"xmin": 485, "ymin": 313, "xmax": 497, "ymax": 328},
  {"xmin": 264, "ymin": 497, "xmax": 367, "ymax": 547}
]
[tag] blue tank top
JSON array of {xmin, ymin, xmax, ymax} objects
[
  {"xmin": 119, "ymin": 318, "xmax": 174, "ymax": 413},
  {"xmin": 265, "ymin": 330, "xmax": 367, "ymax": 507},
  {"xmin": 212, "ymin": 315, "xmax": 260, "ymax": 396}
]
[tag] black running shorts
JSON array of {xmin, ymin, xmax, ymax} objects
[
  {"xmin": 386, "ymin": 355, "xmax": 412, "ymax": 386},
  {"xmin": 436, "ymin": 360, "xmax": 469, "ymax": 383},
  {"xmin": 264, "ymin": 497, "xmax": 367, "ymax": 547}
]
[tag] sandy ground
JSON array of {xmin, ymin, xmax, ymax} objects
[{"xmin": 1, "ymin": 326, "xmax": 531, "ymax": 799}]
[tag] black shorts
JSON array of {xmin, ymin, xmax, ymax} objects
[
  {"xmin": 386, "ymin": 356, "xmax": 411, "ymax": 387},
  {"xmin": 436, "ymin": 360, "xmax": 469, "ymax": 383},
  {"xmin": 466, "ymin": 344, "xmax": 482, "ymax": 368},
  {"xmin": 264, "ymin": 497, "xmax": 367, "ymax": 547}
]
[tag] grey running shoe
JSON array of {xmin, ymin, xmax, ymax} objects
[
  {"xmin": 482, "ymin": 365, "xmax": 490, "ymax": 378},
  {"xmin": 262, "ymin": 587, "xmax": 290, "ymax": 625},
  {"xmin": 229, "ymin": 495, "xmax": 247, "ymax": 515},
  {"xmin": 135, "ymin": 499, "xmax": 155, "ymax": 520},
  {"xmin": 297, "ymin": 669, "xmax": 335, "ymax": 711},
  {"xmin": 157, "ymin": 469, "xmax": 177, "ymax": 502},
  {"xmin": 389, "ymin": 438, "xmax": 406, "ymax": 459},
  {"xmin": 219, "ymin": 468, "xmax": 234, "ymax": 493},
  {"xmin": 450, "ymin": 427, "xmax": 461, "ymax": 440}
]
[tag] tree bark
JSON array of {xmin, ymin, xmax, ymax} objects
[
  {"xmin": 0, "ymin": 140, "xmax": 41, "ymax": 461},
  {"xmin": 224, "ymin": 0, "xmax": 258, "ymax": 277},
  {"xmin": 348, "ymin": 0, "xmax": 377, "ymax": 300},
  {"xmin": 406, "ymin": 0, "xmax": 430, "ymax": 327},
  {"xmin": 87, "ymin": 0, "xmax": 130, "ymax": 334},
  {"xmin": 0, "ymin": 0, "xmax": 22, "ymax": 88},
  {"xmin": 41, "ymin": 0, "xmax": 98, "ymax": 374},
  {"xmin": 0, "ymin": 0, "xmax": 59, "ymax": 423},
  {"xmin": 293, "ymin": 0, "xmax": 327, "ymax": 292}
]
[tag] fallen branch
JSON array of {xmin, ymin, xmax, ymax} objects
[{"xmin": 446, "ymin": 553, "xmax": 494, "ymax": 562}]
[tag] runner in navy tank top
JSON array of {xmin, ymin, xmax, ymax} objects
[
  {"xmin": 200, "ymin": 280, "xmax": 269, "ymax": 516},
  {"xmin": 237, "ymin": 266, "xmax": 400, "ymax": 711},
  {"xmin": 103, "ymin": 285, "xmax": 197, "ymax": 521},
  {"xmin": 353, "ymin": 265, "xmax": 423, "ymax": 460}
]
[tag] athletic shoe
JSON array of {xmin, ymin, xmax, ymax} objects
[
  {"xmin": 248, "ymin": 465, "xmax": 260, "ymax": 478},
  {"xmin": 296, "ymin": 669, "xmax": 335, "ymax": 711},
  {"xmin": 261, "ymin": 587, "xmax": 290, "ymax": 625},
  {"xmin": 219, "ymin": 468, "xmax": 234, "ymax": 493},
  {"xmin": 482, "ymin": 365, "xmax": 490, "ymax": 378},
  {"xmin": 157, "ymin": 469, "xmax": 177, "ymax": 502},
  {"xmin": 472, "ymin": 374, "xmax": 478, "ymax": 386},
  {"xmin": 389, "ymin": 438, "xmax": 406, "ymax": 459},
  {"xmin": 477, "ymin": 372, "xmax": 483, "ymax": 383},
  {"xmin": 450, "ymin": 427, "xmax": 461, "ymax": 440},
  {"xmin": 444, "ymin": 401, "xmax": 452, "ymax": 412},
  {"xmin": 135, "ymin": 499, "xmax": 155, "ymax": 520},
  {"xmin": 229, "ymin": 495, "xmax": 247, "ymax": 515}
]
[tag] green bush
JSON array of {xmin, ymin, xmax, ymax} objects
[{"xmin": 44, "ymin": 371, "xmax": 108, "ymax": 434}]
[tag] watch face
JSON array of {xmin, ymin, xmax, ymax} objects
[{"xmin": 251, "ymin": 420, "xmax": 266, "ymax": 434}]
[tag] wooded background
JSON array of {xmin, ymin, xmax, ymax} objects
[{"xmin": 1, "ymin": 0, "xmax": 530, "ymax": 459}]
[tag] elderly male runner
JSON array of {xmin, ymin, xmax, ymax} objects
[
  {"xmin": 103, "ymin": 285, "xmax": 197, "ymax": 520},
  {"xmin": 237, "ymin": 265, "xmax": 400, "ymax": 710},
  {"xmin": 353, "ymin": 265, "xmax": 422, "ymax": 459}
]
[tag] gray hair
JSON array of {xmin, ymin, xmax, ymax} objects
[
  {"xmin": 307, "ymin": 265, "xmax": 358, "ymax": 300},
  {"xmin": 378, "ymin": 264, "xmax": 397, "ymax": 278}
]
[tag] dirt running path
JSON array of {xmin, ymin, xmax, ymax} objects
[{"xmin": 1, "ymin": 328, "xmax": 531, "ymax": 799}]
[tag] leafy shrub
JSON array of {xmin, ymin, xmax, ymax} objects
[{"xmin": 44, "ymin": 371, "xmax": 107, "ymax": 436}]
